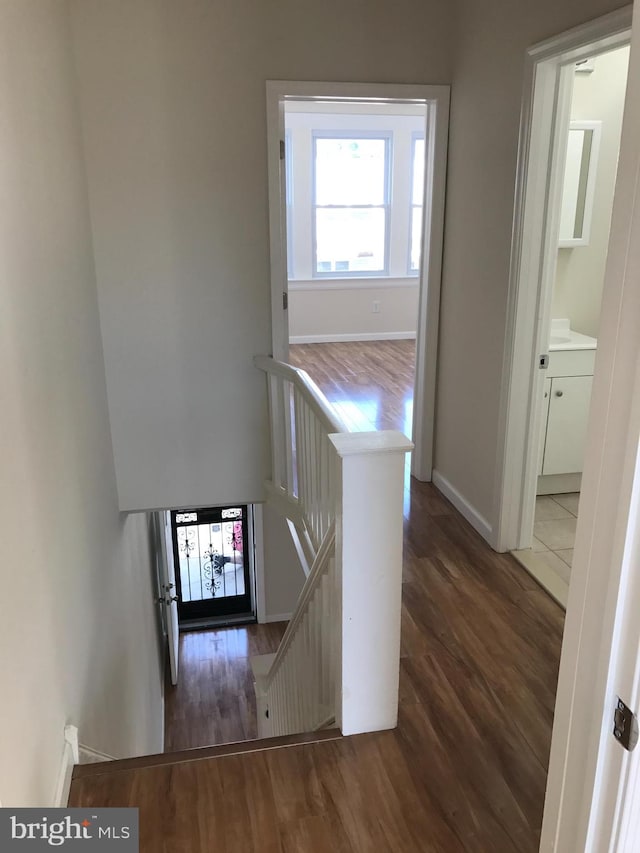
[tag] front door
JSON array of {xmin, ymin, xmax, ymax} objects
[{"xmin": 171, "ymin": 505, "xmax": 253, "ymax": 623}]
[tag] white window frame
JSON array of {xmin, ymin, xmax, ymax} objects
[
  {"xmin": 408, "ymin": 132, "xmax": 425, "ymax": 275},
  {"xmin": 311, "ymin": 130, "xmax": 392, "ymax": 278}
]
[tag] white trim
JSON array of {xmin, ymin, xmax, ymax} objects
[
  {"xmin": 311, "ymin": 129, "xmax": 392, "ymax": 280},
  {"xmin": 493, "ymin": 7, "xmax": 632, "ymax": 554},
  {"xmin": 266, "ymin": 80, "xmax": 450, "ymax": 487},
  {"xmin": 78, "ymin": 745, "xmax": 116, "ymax": 765},
  {"xmin": 247, "ymin": 503, "xmax": 259, "ymax": 621},
  {"xmin": 431, "ymin": 469, "xmax": 493, "ymax": 543},
  {"xmin": 286, "ymin": 518, "xmax": 312, "ymax": 577},
  {"xmin": 252, "ymin": 503, "xmax": 267, "ymax": 624},
  {"xmin": 557, "ymin": 120, "xmax": 602, "ymax": 248},
  {"xmin": 289, "ymin": 277, "xmax": 419, "ymax": 291},
  {"xmin": 263, "ymin": 612, "xmax": 292, "ymax": 623},
  {"xmin": 534, "ymin": 7, "xmax": 640, "ymax": 851},
  {"xmin": 290, "ymin": 332, "xmax": 416, "ymax": 344},
  {"xmin": 590, "ymin": 442, "xmax": 640, "ymax": 853},
  {"xmin": 53, "ymin": 725, "xmax": 79, "ymax": 807},
  {"xmin": 536, "ymin": 472, "xmax": 582, "ymax": 495},
  {"xmin": 410, "ymin": 87, "xmax": 449, "ymax": 483}
]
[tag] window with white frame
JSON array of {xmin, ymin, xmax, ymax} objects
[
  {"xmin": 284, "ymin": 105, "xmax": 427, "ymax": 283},
  {"xmin": 313, "ymin": 134, "xmax": 390, "ymax": 276},
  {"xmin": 410, "ymin": 136, "xmax": 426, "ymax": 272}
]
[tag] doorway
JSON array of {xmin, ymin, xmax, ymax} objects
[
  {"xmin": 492, "ymin": 10, "xmax": 640, "ymax": 848},
  {"xmin": 283, "ymin": 100, "xmax": 425, "ymax": 443},
  {"xmin": 510, "ymin": 43, "xmax": 630, "ymax": 607},
  {"xmin": 156, "ymin": 503, "xmax": 282, "ymax": 754},
  {"xmin": 493, "ymin": 13, "xmax": 632, "ymax": 561},
  {"xmin": 266, "ymin": 81, "xmax": 449, "ymax": 481},
  {"xmin": 171, "ymin": 505, "xmax": 253, "ymax": 624}
]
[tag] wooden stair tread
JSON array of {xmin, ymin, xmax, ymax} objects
[{"xmin": 72, "ymin": 728, "xmax": 342, "ymax": 780}]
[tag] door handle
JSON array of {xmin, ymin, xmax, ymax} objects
[{"xmin": 555, "ymin": 390, "xmax": 564, "ymax": 397}]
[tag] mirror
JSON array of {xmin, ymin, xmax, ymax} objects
[{"xmin": 558, "ymin": 120, "xmax": 601, "ymax": 247}]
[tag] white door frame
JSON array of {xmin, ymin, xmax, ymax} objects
[
  {"xmin": 265, "ymin": 80, "xmax": 450, "ymax": 480},
  {"xmin": 542, "ymin": 4, "xmax": 640, "ymax": 844},
  {"xmin": 158, "ymin": 510, "xmax": 179, "ymax": 686},
  {"xmin": 492, "ymin": 7, "xmax": 632, "ymax": 554}
]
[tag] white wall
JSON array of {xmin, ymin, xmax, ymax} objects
[
  {"xmin": 69, "ymin": 0, "xmax": 453, "ymax": 512},
  {"xmin": 552, "ymin": 46, "xmax": 630, "ymax": 337},
  {"xmin": 261, "ymin": 506, "xmax": 306, "ymax": 620},
  {"xmin": 0, "ymin": 1, "xmax": 164, "ymax": 806},
  {"xmin": 289, "ymin": 282, "xmax": 419, "ymax": 343},
  {"xmin": 433, "ymin": 0, "xmax": 627, "ymax": 529}
]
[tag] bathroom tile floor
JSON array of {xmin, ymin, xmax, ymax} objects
[{"xmin": 512, "ymin": 492, "xmax": 580, "ymax": 608}]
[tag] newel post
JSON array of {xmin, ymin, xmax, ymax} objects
[{"xmin": 329, "ymin": 430, "xmax": 413, "ymax": 736}]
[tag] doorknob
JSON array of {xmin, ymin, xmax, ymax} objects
[{"xmin": 555, "ymin": 390, "xmax": 564, "ymax": 397}]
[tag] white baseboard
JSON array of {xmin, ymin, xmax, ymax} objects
[
  {"xmin": 264, "ymin": 612, "xmax": 292, "ymax": 623},
  {"xmin": 78, "ymin": 744, "xmax": 116, "ymax": 765},
  {"xmin": 289, "ymin": 332, "xmax": 416, "ymax": 344},
  {"xmin": 536, "ymin": 472, "xmax": 582, "ymax": 495},
  {"xmin": 432, "ymin": 469, "xmax": 493, "ymax": 545},
  {"xmin": 53, "ymin": 725, "xmax": 79, "ymax": 807}
]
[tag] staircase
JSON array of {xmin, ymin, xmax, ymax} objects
[
  {"xmin": 252, "ymin": 355, "xmax": 412, "ymax": 739},
  {"xmin": 70, "ymin": 729, "xmax": 343, "ymax": 782}
]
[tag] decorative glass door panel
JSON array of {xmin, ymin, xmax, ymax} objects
[{"xmin": 171, "ymin": 505, "xmax": 252, "ymax": 622}]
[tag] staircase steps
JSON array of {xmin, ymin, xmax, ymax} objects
[{"xmin": 71, "ymin": 728, "xmax": 342, "ymax": 780}]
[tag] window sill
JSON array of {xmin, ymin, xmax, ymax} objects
[{"xmin": 289, "ymin": 276, "xmax": 419, "ymax": 292}]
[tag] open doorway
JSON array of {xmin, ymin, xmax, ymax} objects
[
  {"xmin": 154, "ymin": 504, "xmax": 285, "ymax": 754},
  {"xmin": 171, "ymin": 505, "xmax": 253, "ymax": 624},
  {"xmin": 491, "ymin": 12, "xmax": 640, "ymax": 846},
  {"xmin": 510, "ymin": 44, "xmax": 630, "ymax": 606},
  {"xmin": 266, "ymin": 81, "xmax": 449, "ymax": 481},
  {"xmin": 505, "ymin": 42, "xmax": 630, "ymax": 607},
  {"xmin": 284, "ymin": 100, "xmax": 424, "ymax": 440}
]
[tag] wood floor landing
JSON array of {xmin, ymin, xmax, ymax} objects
[
  {"xmin": 70, "ymin": 486, "xmax": 563, "ymax": 852},
  {"xmin": 164, "ymin": 622, "xmax": 287, "ymax": 752},
  {"xmin": 70, "ymin": 341, "xmax": 565, "ymax": 851}
]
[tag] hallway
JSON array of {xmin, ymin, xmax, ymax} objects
[
  {"xmin": 72, "ymin": 423, "xmax": 564, "ymax": 851},
  {"xmin": 72, "ymin": 477, "xmax": 563, "ymax": 850}
]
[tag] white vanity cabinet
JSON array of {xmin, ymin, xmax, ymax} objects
[
  {"xmin": 539, "ymin": 374, "xmax": 594, "ymax": 475},
  {"xmin": 538, "ymin": 343, "xmax": 596, "ymax": 480}
]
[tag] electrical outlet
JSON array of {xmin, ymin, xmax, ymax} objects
[{"xmin": 372, "ymin": 300, "xmax": 381, "ymax": 314}]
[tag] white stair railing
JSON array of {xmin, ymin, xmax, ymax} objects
[
  {"xmin": 254, "ymin": 524, "xmax": 336, "ymax": 737},
  {"xmin": 254, "ymin": 355, "xmax": 413, "ymax": 738},
  {"xmin": 254, "ymin": 354, "xmax": 345, "ymax": 562}
]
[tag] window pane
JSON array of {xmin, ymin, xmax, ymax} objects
[
  {"xmin": 315, "ymin": 138, "xmax": 387, "ymax": 206},
  {"xmin": 316, "ymin": 208, "xmax": 386, "ymax": 273},
  {"xmin": 412, "ymin": 138, "xmax": 425, "ymax": 205},
  {"xmin": 410, "ymin": 206, "xmax": 423, "ymax": 271}
]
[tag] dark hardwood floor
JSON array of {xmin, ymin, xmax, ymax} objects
[
  {"xmin": 70, "ymin": 340, "xmax": 564, "ymax": 852},
  {"xmin": 164, "ymin": 623, "xmax": 287, "ymax": 752}
]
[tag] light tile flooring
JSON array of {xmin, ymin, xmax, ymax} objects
[{"xmin": 512, "ymin": 492, "xmax": 580, "ymax": 608}]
